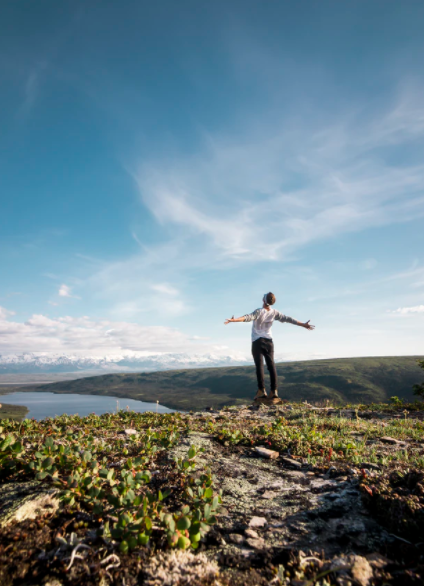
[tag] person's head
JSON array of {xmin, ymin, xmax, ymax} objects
[{"xmin": 263, "ymin": 292, "xmax": 276, "ymax": 308}]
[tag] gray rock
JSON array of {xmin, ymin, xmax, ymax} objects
[
  {"xmin": 311, "ymin": 479, "xmax": 338, "ymax": 492},
  {"xmin": 282, "ymin": 470, "xmax": 311, "ymax": 485},
  {"xmin": 260, "ymin": 490, "xmax": 279, "ymax": 499},
  {"xmin": 0, "ymin": 482, "xmax": 59, "ymax": 527}
]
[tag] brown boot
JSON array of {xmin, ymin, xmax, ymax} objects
[
  {"xmin": 254, "ymin": 388, "xmax": 267, "ymax": 400},
  {"xmin": 269, "ymin": 390, "xmax": 279, "ymax": 399}
]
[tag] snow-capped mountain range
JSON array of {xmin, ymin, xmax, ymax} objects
[{"xmin": 0, "ymin": 352, "xmax": 251, "ymax": 374}]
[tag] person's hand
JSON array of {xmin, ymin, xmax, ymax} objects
[
  {"xmin": 224, "ymin": 315, "xmax": 235, "ymax": 325},
  {"xmin": 303, "ymin": 320, "xmax": 315, "ymax": 330}
]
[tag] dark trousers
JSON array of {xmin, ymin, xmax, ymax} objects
[{"xmin": 252, "ymin": 337, "xmax": 277, "ymax": 391}]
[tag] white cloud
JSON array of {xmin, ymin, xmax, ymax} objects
[
  {"xmin": 0, "ymin": 308, "xmax": 198, "ymax": 355},
  {"xmin": 151, "ymin": 283, "xmax": 179, "ymax": 296},
  {"xmin": 391, "ymin": 305, "xmax": 424, "ymax": 315},
  {"xmin": 133, "ymin": 85, "xmax": 424, "ymax": 264},
  {"xmin": 0, "ymin": 306, "xmax": 16, "ymax": 320},
  {"xmin": 58, "ymin": 284, "xmax": 80, "ymax": 299},
  {"xmin": 59, "ymin": 284, "xmax": 72, "ymax": 297}
]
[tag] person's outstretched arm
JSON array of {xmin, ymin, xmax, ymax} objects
[
  {"xmin": 224, "ymin": 315, "xmax": 246, "ymax": 325},
  {"xmin": 275, "ymin": 312, "xmax": 315, "ymax": 330},
  {"xmin": 224, "ymin": 308, "xmax": 260, "ymax": 325}
]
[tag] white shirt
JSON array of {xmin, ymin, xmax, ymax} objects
[{"xmin": 243, "ymin": 308, "xmax": 297, "ymax": 342}]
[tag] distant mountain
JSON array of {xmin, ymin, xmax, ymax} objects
[{"xmin": 0, "ymin": 352, "xmax": 250, "ymax": 374}]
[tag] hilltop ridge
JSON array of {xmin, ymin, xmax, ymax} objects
[{"xmin": 14, "ymin": 355, "xmax": 424, "ymax": 412}]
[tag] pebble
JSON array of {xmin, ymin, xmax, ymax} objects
[
  {"xmin": 248, "ymin": 516, "xmax": 267, "ymax": 528},
  {"xmin": 280, "ymin": 457, "xmax": 302, "ymax": 469},
  {"xmin": 379, "ymin": 436, "xmax": 402, "ymax": 444},
  {"xmin": 120, "ymin": 429, "xmax": 138, "ymax": 436},
  {"xmin": 228, "ymin": 533, "xmax": 245, "ymax": 545},
  {"xmin": 254, "ymin": 446, "xmax": 280, "ymax": 459},
  {"xmin": 246, "ymin": 537, "xmax": 266, "ymax": 550},
  {"xmin": 351, "ymin": 556, "xmax": 373, "ymax": 586},
  {"xmin": 244, "ymin": 528, "xmax": 259, "ymax": 539},
  {"xmin": 360, "ymin": 462, "xmax": 380, "ymax": 471}
]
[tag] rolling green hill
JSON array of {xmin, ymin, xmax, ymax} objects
[{"xmin": 23, "ymin": 355, "xmax": 424, "ymax": 411}]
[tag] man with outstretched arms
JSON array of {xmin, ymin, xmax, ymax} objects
[{"xmin": 225, "ymin": 293, "xmax": 315, "ymax": 401}]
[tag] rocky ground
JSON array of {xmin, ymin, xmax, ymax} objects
[{"xmin": 0, "ymin": 401, "xmax": 423, "ymax": 585}]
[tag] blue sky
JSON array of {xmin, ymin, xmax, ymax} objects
[{"xmin": 1, "ymin": 0, "xmax": 424, "ymax": 360}]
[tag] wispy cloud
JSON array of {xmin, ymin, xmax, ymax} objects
[
  {"xmin": 0, "ymin": 306, "xmax": 15, "ymax": 320},
  {"xmin": 359, "ymin": 259, "xmax": 378, "ymax": 271},
  {"xmin": 18, "ymin": 61, "xmax": 48, "ymax": 119},
  {"xmin": 151, "ymin": 283, "xmax": 179, "ymax": 296},
  {"xmin": 132, "ymin": 85, "xmax": 424, "ymax": 265},
  {"xmin": 391, "ymin": 305, "xmax": 424, "ymax": 315},
  {"xmin": 81, "ymin": 246, "xmax": 193, "ymax": 318},
  {"xmin": 84, "ymin": 87, "xmax": 424, "ymax": 327}
]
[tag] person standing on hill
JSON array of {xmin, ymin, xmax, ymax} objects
[{"xmin": 224, "ymin": 293, "xmax": 315, "ymax": 401}]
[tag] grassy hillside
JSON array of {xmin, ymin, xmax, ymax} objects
[
  {"xmin": 26, "ymin": 356, "xmax": 424, "ymax": 411},
  {"xmin": 0, "ymin": 403, "xmax": 29, "ymax": 421}
]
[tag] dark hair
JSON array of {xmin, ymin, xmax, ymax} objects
[{"xmin": 266, "ymin": 292, "xmax": 276, "ymax": 305}]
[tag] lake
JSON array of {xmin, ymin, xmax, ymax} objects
[{"xmin": 0, "ymin": 391, "xmax": 174, "ymax": 420}]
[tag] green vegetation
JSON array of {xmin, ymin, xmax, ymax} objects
[
  {"xmin": 0, "ymin": 402, "xmax": 28, "ymax": 421},
  {"xmin": 1, "ymin": 404, "xmax": 423, "ymax": 540},
  {"xmin": 0, "ymin": 411, "xmax": 221, "ymax": 553},
  {"xmin": 26, "ymin": 355, "xmax": 424, "ymax": 411},
  {"xmin": 1, "ymin": 402, "xmax": 423, "ymax": 584},
  {"xmin": 213, "ymin": 402, "xmax": 424, "ymax": 469},
  {"xmin": 413, "ymin": 359, "xmax": 424, "ymax": 399}
]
